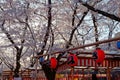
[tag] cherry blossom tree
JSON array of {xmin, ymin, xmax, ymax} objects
[{"xmin": 0, "ymin": 0, "xmax": 120, "ymax": 80}]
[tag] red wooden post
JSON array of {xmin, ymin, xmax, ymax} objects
[{"xmin": 88, "ymin": 59, "xmax": 90, "ymax": 66}]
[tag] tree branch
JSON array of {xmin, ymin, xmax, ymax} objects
[
  {"xmin": 38, "ymin": 0, "xmax": 52, "ymax": 55},
  {"xmin": 80, "ymin": 2, "xmax": 120, "ymax": 22},
  {"xmin": 1, "ymin": 20, "xmax": 19, "ymax": 50}
]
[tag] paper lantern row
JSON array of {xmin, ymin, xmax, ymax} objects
[
  {"xmin": 39, "ymin": 53, "xmax": 79, "ymax": 68},
  {"xmin": 39, "ymin": 41, "xmax": 119, "ymax": 68},
  {"xmin": 39, "ymin": 48, "xmax": 105, "ymax": 68},
  {"xmin": 39, "ymin": 57, "xmax": 57, "ymax": 69}
]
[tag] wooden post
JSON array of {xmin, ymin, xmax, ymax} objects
[
  {"xmin": 92, "ymin": 67, "xmax": 98, "ymax": 80},
  {"xmin": 65, "ymin": 72, "xmax": 68, "ymax": 80},
  {"xmin": 71, "ymin": 67, "xmax": 74, "ymax": 80},
  {"xmin": 82, "ymin": 69, "xmax": 85, "ymax": 79},
  {"xmin": 107, "ymin": 67, "xmax": 111, "ymax": 80},
  {"xmin": 35, "ymin": 58, "xmax": 38, "ymax": 80},
  {"xmin": 10, "ymin": 71, "xmax": 13, "ymax": 80}
]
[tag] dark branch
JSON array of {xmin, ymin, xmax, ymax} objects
[
  {"xmin": 38, "ymin": 0, "xmax": 52, "ymax": 55},
  {"xmin": 80, "ymin": 2, "xmax": 120, "ymax": 22},
  {"xmin": 1, "ymin": 20, "xmax": 19, "ymax": 50}
]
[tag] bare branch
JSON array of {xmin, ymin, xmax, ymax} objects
[
  {"xmin": 1, "ymin": 20, "xmax": 19, "ymax": 50},
  {"xmin": 80, "ymin": 2, "xmax": 120, "ymax": 22}
]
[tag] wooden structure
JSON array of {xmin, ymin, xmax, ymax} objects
[
  {"xmin": 57, "ymin": 52, "xmax": 120, "ymax": 80},
  {"xmin": 58, "ymin": 53, "xmax": 120, "ymax": 72},
  {"xmin": 1, "ymin": 54, "xmax": 120, "ymax": 80}
]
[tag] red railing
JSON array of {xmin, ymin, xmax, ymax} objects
[
  {"xmin": 57, "ymin": 57, "xmax": 120, "ymax": 72},
  {"xmin": 9, "ymin": 77, "xmax": 67, "ymax": 80}
]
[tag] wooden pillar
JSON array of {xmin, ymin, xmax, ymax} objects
[
  {"xmin": 71, "ymin": 67, "xmax": 74, "ymax": 80},
  {"xmin": 65, "ymin": 72, "xmax": 68, "ymax": 80},
  {"xmin": 92, "ymin": 68, "xmax": 98, "ymax": 80},
  {"xmin": 10, "ymin": 71, "xmax": 13, "ymax": 80},
  {"xmin": 82, "ymin": 69, "xmax": 85, "ymax": 79},
  {"xmin": 35, "ymin": 58, "xmax": 38, "ymax": 80},
  {"xmin": 107, "ymin": 67, "xmax": 111, "ymax": 80}
]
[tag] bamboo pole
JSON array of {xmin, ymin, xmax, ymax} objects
[{"xmin": 36, "ymin": 37, "xmax": 120, "ymax": 58}]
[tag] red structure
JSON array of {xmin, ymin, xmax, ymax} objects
[
  {"xmin": 56, "ymin": 56, "xmax": 120, "ymax": 80},
  {"xmin": 58, "ymin": 55, "xmax": 120, "ymax": 73}
]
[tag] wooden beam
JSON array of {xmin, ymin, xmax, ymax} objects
[{"xmin": 36, "ymin": 37, "xmax": 120, "ymax": 58}]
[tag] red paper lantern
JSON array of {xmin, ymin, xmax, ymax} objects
[
  {"xmin": 67, "ymin": 53, "xmax": 78, "ymax": 67},
  {"xmin": 92, "ymin": 48, "xmax": 105, "ymax": 65},
  {"xmin": 50, "ymin": 57, "xmax": 57, "ymax": 69}
]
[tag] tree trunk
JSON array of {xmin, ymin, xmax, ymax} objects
[
  {"xmin": 42, "ymin": 63, "xmax": 56, "ymax": 80},
  {"xmin": 14, "ymin": 49, "xmax": 22, "ymax": 78},
  {"xmin": 40, "ymin": 0, "xmax": 55, "ymax": 79}
]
